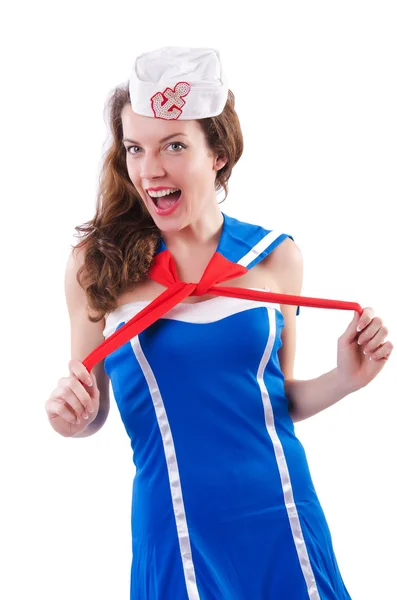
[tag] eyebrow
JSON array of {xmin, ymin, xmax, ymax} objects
[{"xmin": 122, "ymin": 133, "xmax": 188, "ymax": 145}]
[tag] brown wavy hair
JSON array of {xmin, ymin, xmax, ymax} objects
[{"xmin": 72, "ymin": 82, "xmax": 244, "ymax": 322}]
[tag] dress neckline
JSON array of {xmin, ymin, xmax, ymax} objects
[
  {"xmin": 106, "ymin": 214, "xmax": 274, "ymax": 321},
  {"xmin": 107, "ymin": 286, "xmax": 272, "ymax": 320},
  {"xmin": 104, "ymin": 213, "xmax": 230, "ymax": 322}
]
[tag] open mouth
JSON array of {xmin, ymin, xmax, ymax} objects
[{"xmin": 148, "ymin": 190, "xmax": 182, "ymax": 215}]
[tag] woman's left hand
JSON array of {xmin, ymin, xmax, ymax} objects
[{"xmin": 337, "ymin": 307, "xmax": 394, "ymax": 393}]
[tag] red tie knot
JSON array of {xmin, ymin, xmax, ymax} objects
[{"xmin": 189, "ymin": 281, "xmax": 212, "ymax": 296}]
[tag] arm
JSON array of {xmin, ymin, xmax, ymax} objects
[
  {"xmin": 64, "ymin": 245, "xmax": 110, "ymax": 437},
  {"xmin": 268, "ymin": 237, "xmax": 354, "ymax": 423},
  {"xmin": 284, "ymin": 369, "xmax": 354, "ymax": 423}
]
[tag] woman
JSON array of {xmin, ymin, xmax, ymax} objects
[{"xmin": 45, "ymin": 47, "xmax": 393, "ymax": 599}]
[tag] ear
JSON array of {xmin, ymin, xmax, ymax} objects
[{"xmin": 214, "ymin": 155, "xmax": 228, "ymax": 171}]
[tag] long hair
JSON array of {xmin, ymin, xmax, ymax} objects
[{"xmin": 73, "ymin": 83, "xmax": 244, "ymax": 322}]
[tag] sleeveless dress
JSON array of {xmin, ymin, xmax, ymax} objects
[{"xmin": 103, "ymin": 213, "xmax": 352, "ymax": 600}]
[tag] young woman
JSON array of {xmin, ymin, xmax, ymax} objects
[{"xmin": 45, "ymin": 47, "xmax": 393, "ymax": 599}]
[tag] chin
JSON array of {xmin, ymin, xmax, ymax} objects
[{"xmin": 151, "ymin": 214, "xmax": 188, "ymax": 233}]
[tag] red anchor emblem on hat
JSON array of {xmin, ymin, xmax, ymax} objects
[{"xmin": 150, "ymin": 81, "xmax": 191, "ymax": 120}]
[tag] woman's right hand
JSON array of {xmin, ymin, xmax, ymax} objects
[{"xmin": 45, "ymin": 359, "xmax": 101, "ymax": 437}]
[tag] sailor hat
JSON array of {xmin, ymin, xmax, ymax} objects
[{"xmin": 129, "ymin": 46, "xmax": 229, "ymax": 120}]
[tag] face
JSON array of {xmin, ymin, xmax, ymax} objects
[{"xmin": 120, "ymin": 104, "xmax": 227, "ymax": 233}]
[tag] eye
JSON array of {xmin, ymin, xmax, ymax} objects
[
  {"xmin": 168, "ymin": 142, "xmax": 185, "ymax": 152},
  {"xmin": 126, "ymin": 145, "xmax": 141, "ymax": 155}
]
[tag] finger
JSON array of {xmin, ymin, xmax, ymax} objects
[
  {"xmin": 54, "ymin": 384, "xmax": 90, "ymax": 420},
  {"xmin": 67, "ymin": 377, "xmax": 96, "ymax": 415},
  {"xmin": 359, "ymin": 325, "xmax": 388, "ymax": 353},
  {"xmin": 68, "ymin": 359, "xmax": 93, "ymax": 387},
  {"xmin": 46, "ymin": 398, "xmax": 81, "ymax": 424},
  {"xmin": 58, "ymin": 376, "xmax": 92, "ymax": 406},
  {"xmin": 369, "ymin": 341, "xmax": 394, "ymax": 361},
  {"xmin": 66, "ymin": 376, "xmax": 94, "ymax": 408},
  {"xmin": 356, "ymin": 307, "xmax": 376, "ymax": 332},
  {"xmin": 342, "ymin": 307, "xmax": 374, "ymax": 343}
]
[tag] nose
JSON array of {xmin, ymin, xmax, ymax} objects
[{"xmin": 140, "ymin": 150, "xmax": 166, "ymax": 180}]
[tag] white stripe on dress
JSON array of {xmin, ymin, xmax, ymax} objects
[
  {"xmin": 238, "ymin": 230, "xmax": 283, "ymax": 268},
  {"xmin": 103, "ymin": 292, "xmax": 279, "ymax": 339},
  {"xmin": 256, "ymin": 308, "xmax": 321, "ymax": 599},
  {"xmin": 131, "ymin": 336, "xmax": 201, "ymax": 600}
]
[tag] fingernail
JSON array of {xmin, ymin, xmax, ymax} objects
[
  {"xmin": 357, "ymin": 324, "xmax": 363, "ymax": 332},
  {"xmin": 87, "ymin": 378, "xmax": 93, "ymax": 387}
]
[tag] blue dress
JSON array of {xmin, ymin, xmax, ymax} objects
[{"xmin": 103, "ymin": 213, "xmax": 352, "ymax": 600}]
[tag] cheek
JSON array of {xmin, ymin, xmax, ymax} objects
[
  {"xmin": 183, "ymin": 160, "xmax": 213, "ymax": 185},
  {"xmin": 127, "ymin": 165, "xmax": 145, "ymax": 196},
  {"xmin": 126, "ymin": 160, "xmax": 138, "ymax": 182}
]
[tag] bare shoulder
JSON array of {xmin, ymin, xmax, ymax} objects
[
  {"xmin": 265, "ymin": 236, "xmax": 303, "ymax": 384},
  {"xmin": 265, "ymin": 236, "xmax": 303, "ymax": 295},
  {"xmin": 65, "ymin": 245, "xmax": 110, "ymax": 423}
]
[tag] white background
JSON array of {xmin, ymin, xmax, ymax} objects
[{"xmin": 1, "ymin": 1, "xmax": 396, "ymax": 598}]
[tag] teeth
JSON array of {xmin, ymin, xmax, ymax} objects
[{"xmin": 147, "ymin": 188, "xmax": 180, "ymax": 198}]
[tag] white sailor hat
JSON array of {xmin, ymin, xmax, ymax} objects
[{"xmin": 129, "ymin": 46, "xmax": 229, "ymax": 121}]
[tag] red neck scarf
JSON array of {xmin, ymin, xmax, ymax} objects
[{"xmin": 83, "ymin": 215, "xmax": 362, "ymax": 373}]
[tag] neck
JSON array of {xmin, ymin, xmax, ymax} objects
[{"xmin": 162, "ymin": 207, "xmax": 224, "ymax": 253}]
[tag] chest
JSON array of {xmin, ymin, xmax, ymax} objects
[{"xmin": 113, "ymin": 253, "xmax": 282, "ymax": 312}]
